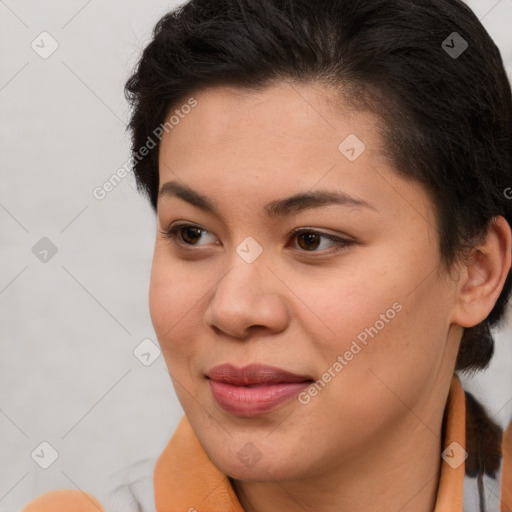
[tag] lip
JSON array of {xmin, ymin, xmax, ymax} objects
[{"xmin": 206, "ymin": 364, "xmax": 314, "ymax": 417}]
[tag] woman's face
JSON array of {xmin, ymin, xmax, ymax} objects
[{"xmin": 150, "ymin": 81, "xmax": 462, "ymax": 481}]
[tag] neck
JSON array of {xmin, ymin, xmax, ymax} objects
[{"xmin": 230, "ymin": 407, "xmax": 445, "ymax": 512}]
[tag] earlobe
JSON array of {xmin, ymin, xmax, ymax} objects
[{"xmin": 452, "ymin": 216, "xmax": 512, "ymax": 328}]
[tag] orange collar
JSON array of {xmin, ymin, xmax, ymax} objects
[
  {"xmin": 154, "ymin": 411, "xmax": 244, "ymax": 512},
  {"xmin": 154, "ymin": 375, "xmax": 469, "ymax": 512},
  {"xmin": 434, "ymin": 374, "xmax": 466, "ymax": 512}
]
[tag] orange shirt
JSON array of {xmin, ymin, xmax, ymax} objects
[
  {"xmin": 22, "ymin": 375, "xmax": 510, "ymax": 512},
  {"xmin": 502, "ymin": 420, "xmax": 512, "ymax": 511}
]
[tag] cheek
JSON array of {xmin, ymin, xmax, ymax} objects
[
  {"xmin": 293, "ymin": 263, "xmax": 403, "ymax": 358},
  {"xmin": 148, "ymin": 250, "xmax": 170, "ymax": 336},
  {"xmin": 302, "ymin": 252, "xmax": 449, "ymax": 386},
  {"xmin": 148, "ymin": 250, "xmax": 202, "ymax": 357}
]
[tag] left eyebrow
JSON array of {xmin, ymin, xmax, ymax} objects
[
  {"xmin": 158, "ymin": 180, "xmax": 376, "ymax": 219},
  {"xmin": 264, "ymin": 189, "xmax": 377, "ymax": 218}
]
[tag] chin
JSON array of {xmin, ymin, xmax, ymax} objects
[{"xmin": 206, "ymin": 442, "xmax": 306, "ymax": 483}]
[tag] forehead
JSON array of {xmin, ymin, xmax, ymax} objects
[
  {"xmin": 160, "ymin": 81, "xmax": 376, "ymax": 154},
  {"xmin": 157, "ymin": 82, "xmax": 435, "ymax": 229},
  {"xmin": 159, "ymin": 82, "xmax": 375, "ymax": 185}
]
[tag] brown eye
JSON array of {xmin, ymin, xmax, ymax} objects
[
  {"xmin": 296, "ymin": 232, "xmax": 322, "ymax": 251},
  {"xmin": 290, "ymin": 228, "xmax": 355, "ymax": 255},
  {"xmin": 160, "ymin": 223, "xmax": 214, "ymax": 246},
  {"xmin": 180, "ymin": 226, "xmax": 203, "ymax": 244},
  {"xmin": 160, "ymin": 223, "xmax": 355, "ymax": 256}
]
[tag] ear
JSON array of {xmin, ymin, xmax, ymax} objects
[{"xmin": 451, "ymin": 216, "xmax": 512, "ymax": 328}]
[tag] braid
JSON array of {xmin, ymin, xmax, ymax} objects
[
  {"xmin": 455, "ymin": 322, "xmax": 494, "ymax": 373},
  {"xmin": 462, "ymin": 390, "xmax": 503, "ymax": 512}
]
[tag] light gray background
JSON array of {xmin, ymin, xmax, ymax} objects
[{"xmin": 1, "ymin": 1, "xmax": 511, "ymax": 510}]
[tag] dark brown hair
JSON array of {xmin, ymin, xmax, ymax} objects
[{"xmin": 124, "ymin": 0, "xmax": 512, "ymax": 507}]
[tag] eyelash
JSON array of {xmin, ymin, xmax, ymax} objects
[{"xmin": 159, "ymin": 222, "xmax": 355, "ymax": 256}]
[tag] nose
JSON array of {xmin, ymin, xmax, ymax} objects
[{"xmin": 204, "ymin": 256, "xmax": 290, "ymax": 340}]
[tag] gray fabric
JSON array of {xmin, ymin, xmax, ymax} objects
[
  {"xmin": 464, "ymin": 465, "xmax": 503, "ymax": 512},
  {"xmin": 97, "ymin": 458, "xmax": 157, "ymax": 512}
]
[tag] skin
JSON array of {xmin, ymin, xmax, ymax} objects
[{"xmin": 149, "ymin": 81, "xmax": 512, "ymax": 512}]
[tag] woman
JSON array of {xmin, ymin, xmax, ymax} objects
[{"xmin": 22, "ymin": 0, "xmax": 512, "ymax": 510}]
